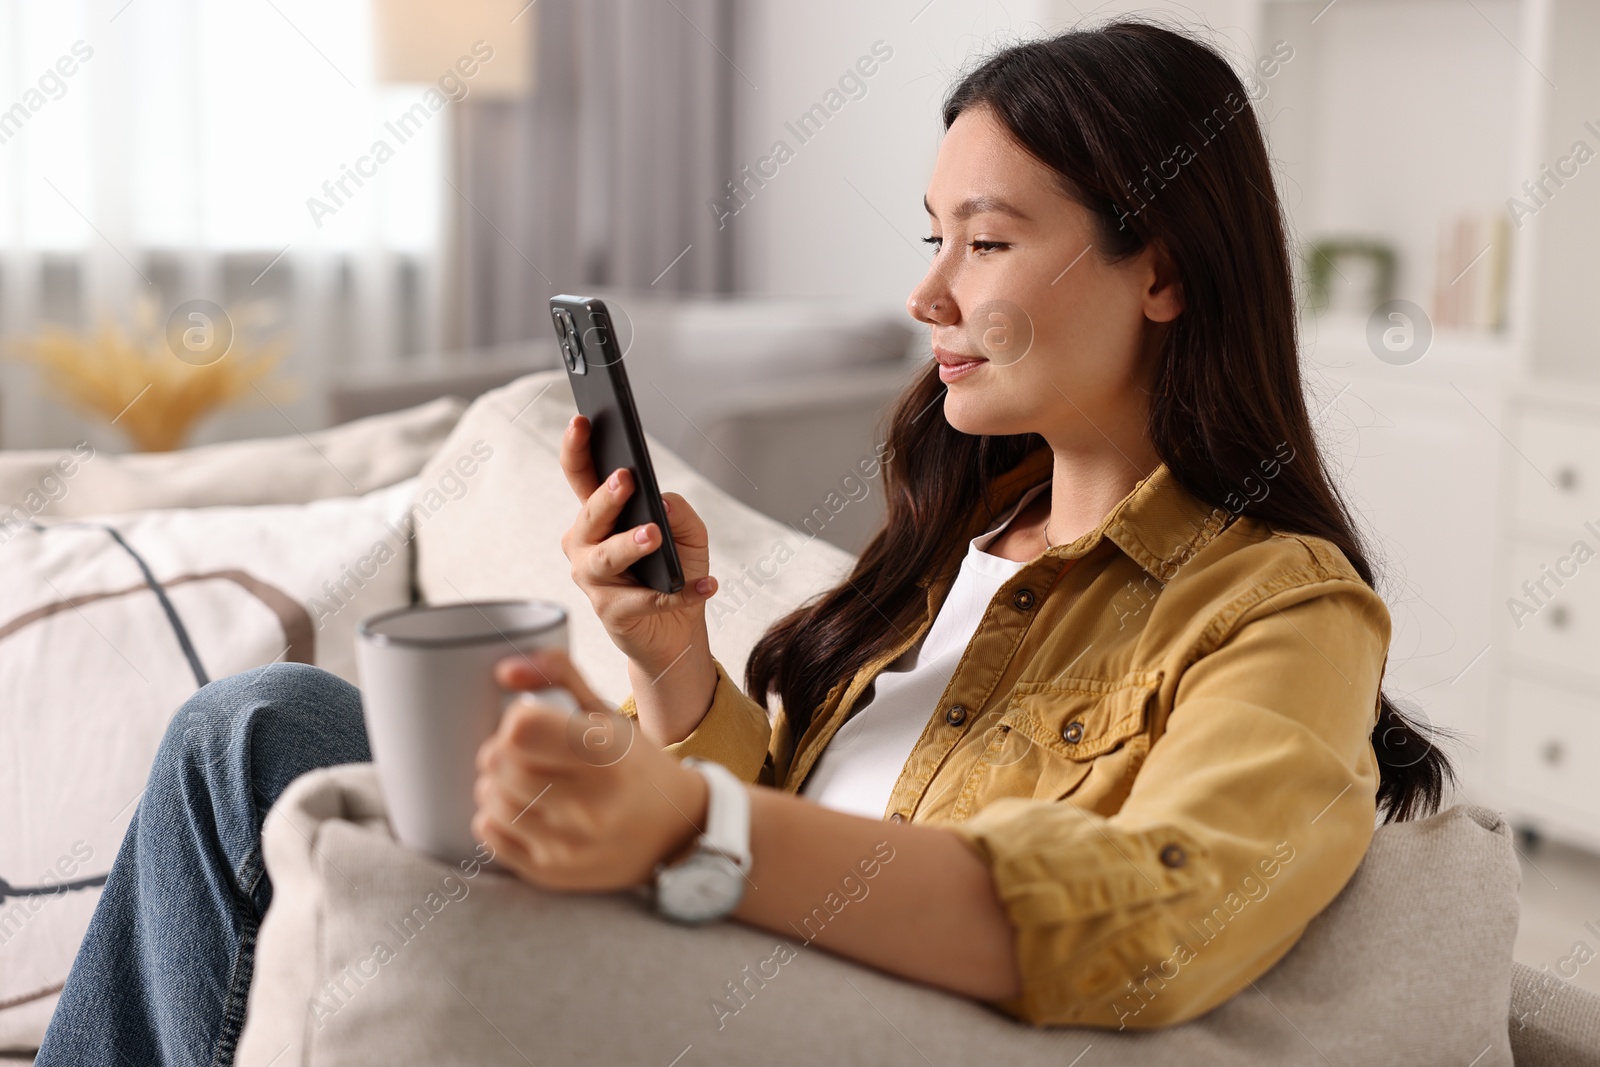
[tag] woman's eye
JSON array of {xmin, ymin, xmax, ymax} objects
[{"xmin": 921, "ymin": 236, "xmax": 1008, "ymax": 254}]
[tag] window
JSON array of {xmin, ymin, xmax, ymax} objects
[{"xmin": 0, "ymin": 0, "xmax": 441, "ymax": 255}]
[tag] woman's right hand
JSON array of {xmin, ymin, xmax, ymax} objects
[{"xmin": 558, "ymin": 413, "xmax": 719, "ymax": 681}]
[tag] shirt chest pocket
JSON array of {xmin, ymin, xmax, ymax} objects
[{"xmin": 972, "ymin": 670, "xmax": 1164, "ymax": 804}]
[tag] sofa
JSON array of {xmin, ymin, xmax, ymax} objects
[{"xmin": 3, "ymin": 368, "xmax": 1599, "ymax": 1064}]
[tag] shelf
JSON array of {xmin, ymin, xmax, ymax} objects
[{"xmin": 1297, "ymin": 311, "xmax": 1516, "ymax": 389}]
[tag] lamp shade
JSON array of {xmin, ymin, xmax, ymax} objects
[{"xmin": 369, "ymin": 0, "xmax": 534, "ymax": 99}]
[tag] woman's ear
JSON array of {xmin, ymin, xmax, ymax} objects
[{"xmin": 1141, "ymin": 242, "xmax": 1184, "ymax": 323}]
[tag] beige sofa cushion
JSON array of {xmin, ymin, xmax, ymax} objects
[
  {"xmin": 238, "ymin": 763, "xmax": 1525, "ymax": 1066},
  {"xmin": 412, "ymin": 369, "xmax": 857, "ymax": 706},
  {"xmin": 0, "ymin": 396, "xmax": 464, "ymax": 520}
]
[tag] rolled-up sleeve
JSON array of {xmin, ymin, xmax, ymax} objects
[
  {"xmin": 615, "ymin": 656, "xmax": 774, "ymax": 783},
  {"xmin": 947, "ymin": 576, "xmax": 1390, "ymax": 1029}
]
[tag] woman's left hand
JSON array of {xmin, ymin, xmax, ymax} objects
[{"xmin": 472, "ymin": 648, "xmax": 710, "ymax": 891}]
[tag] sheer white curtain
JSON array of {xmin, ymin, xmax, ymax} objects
[{"xmin": 0, "ymin": 0, "xmax": 446, "ymax": 449}]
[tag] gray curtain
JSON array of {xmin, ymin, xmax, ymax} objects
[{"xmin": 446, "ymin": 0, "xmax": 735, "ymax": 351}]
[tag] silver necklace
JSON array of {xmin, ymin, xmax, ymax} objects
[{"xmin": 1043, "ymin": 519, "xmax": 1056, "ymax": 549}]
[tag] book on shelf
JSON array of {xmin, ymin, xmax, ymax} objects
[{"xmin": 1432, "ymin": 211, "xmax": 1510, "ymax": 332}]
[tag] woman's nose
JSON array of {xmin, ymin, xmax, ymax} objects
[{"xmin": 907, "ymin": 276, "xmax": 956, "ymax": 326}]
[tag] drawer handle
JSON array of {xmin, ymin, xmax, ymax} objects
[
  {"xmin": 1541, "ymin": 740, "xmax": 1565, "ymax": 767},
  {"xmin": 1547, "ymin": 604, "xmax": 1571, "ymax": 629},
  {"xmin": 1555, "ymin": 466, "xmax": 1579, "ymax": 492}
]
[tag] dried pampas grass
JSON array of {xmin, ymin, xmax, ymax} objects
[{"xmin": 10, "ymin": 299, "xmax": 296, "ymax": 452}]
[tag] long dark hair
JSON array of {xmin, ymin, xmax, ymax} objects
[{"xmin": 745, "ymin": 20, "xmax": 1456, "ymax": 823}]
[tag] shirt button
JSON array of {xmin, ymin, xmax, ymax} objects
[
  {"xmin": 889, "ymin": 812, "xmax": 906, "ymax": 823},
  {"xmin": 1159, "ymin": 843, "xmax": 1187, "ymax": 868},
  {"xmin": 1061, "ymin": 720, "xmax": 1085, "ymax": 744},
  {"xmin": 945, "ymin": 704, "xmax": 968, "ymax": 726},
  {"xmin": 1012, "ymin": 588, "xmax": 1036, "ymax": 611}
]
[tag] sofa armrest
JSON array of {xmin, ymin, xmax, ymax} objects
[
  {"xmin": 240, "ymin": 765, "xmax": 1527, "ymax": 1066},
  {"xmin": 1509, "ymin": 960, "xmax": 1600, "ymax": 1065}
]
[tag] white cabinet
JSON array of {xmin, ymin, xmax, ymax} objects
[
  {"xmin": 1492, "ymin": 394, "xmax": 1600, "ymax": 851},
  {"xmin": 1509, "ymin": 414, "xmax": 1600, "ymax": 536},
  {"xmin": 1506, "ymin": 541, "xmax": 1600, "ymax": 683},
  {"xmin": 1500, "ymin": 676, "xmax": 1600, "ymax": 843}
]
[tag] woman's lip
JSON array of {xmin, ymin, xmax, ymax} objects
[
  {"xmin": 933, "ymin": 347, "xmax": 986, "ymax": 367},
  {"xmin": 938, "ymin": 358, "xmax": 985, "ymax": 382}
]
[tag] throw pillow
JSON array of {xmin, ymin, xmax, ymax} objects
[
  {"xmin": 0, "ymin": 395, "xmax": 463, "ymax": 522},
  {"xmin": 0, "ymin": 480, "xmax": 418, "ymax": 1050}
]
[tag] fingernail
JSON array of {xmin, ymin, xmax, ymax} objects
[
  {"xmin": 634, "ymin": 525, "xmax": 650, "ymax": 544},
  {"xmin": 696, "ymin": 576, "xmax": 714, "ymax": 594},
  {"xmin": 608, "ymin": 470, "xmax": 621, "ymax": 491}
]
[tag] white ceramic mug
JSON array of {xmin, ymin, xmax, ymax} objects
[{"xmin": 355, "ymin": 599, "xmax": 579, "ymax": 864}]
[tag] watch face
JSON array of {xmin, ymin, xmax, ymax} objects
[{"xmin": 659, "ymin": 851, "xmax": 745, "ymax": 924}]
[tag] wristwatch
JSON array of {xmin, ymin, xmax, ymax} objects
[{"xmin": 653, "ymin": 757, "xmax": 751, "ymax": 924}]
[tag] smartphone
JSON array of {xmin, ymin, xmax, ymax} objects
[{"xmin": 549, "ymin": 294, "xmax": 684, "ymax": 594}]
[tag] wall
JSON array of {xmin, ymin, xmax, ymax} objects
[
  {"xmin": 726, "ymin": 0, "xmax": 1266, "ymax": 309},
  {"xmin": 725, "ymin": 0, "xmax": 1042, "ymax": 311}
]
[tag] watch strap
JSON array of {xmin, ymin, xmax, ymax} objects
[{"xmin": 681, "ymin": 757, "xmax": 751, "ymax": 872}]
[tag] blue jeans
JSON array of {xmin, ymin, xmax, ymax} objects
[{"xmin": 36, "ymin": 662, "xmax": 371, "ymax": 1067}]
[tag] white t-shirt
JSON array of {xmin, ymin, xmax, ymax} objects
[{"xmin": 800, "ymin": 479, "xmax": 1053, "ymax": 818}]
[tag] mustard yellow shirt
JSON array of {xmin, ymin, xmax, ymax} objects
[{"xmin": 617, "ymin": 444, "xmax": 1390, "ymax": 1030}]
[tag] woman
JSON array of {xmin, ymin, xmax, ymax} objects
[{"xmin": 39, "ymin": 19, "xmax": 1453, "ymax": 1064}]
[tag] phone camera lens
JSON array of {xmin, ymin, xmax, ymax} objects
[{"xmin": 553, "ymin": 308, "xmax": 586, "ymax": 374}]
